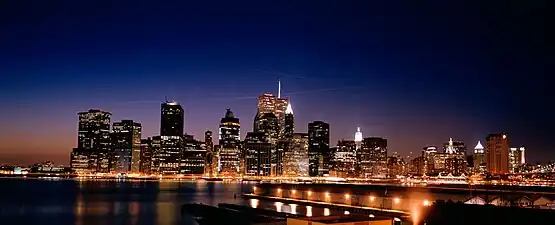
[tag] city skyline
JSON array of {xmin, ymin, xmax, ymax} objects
[{"xmin": 0, "ymin": 1, "xmax": 548, "ymax": 164}]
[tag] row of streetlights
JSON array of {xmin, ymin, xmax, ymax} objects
[{"xmin": 256, "ymin": 186, "xmax": 431, "ymax": 207}]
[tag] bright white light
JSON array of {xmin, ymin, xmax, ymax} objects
[
  {"xmin": 250, "ymin": 199, "xmax": 259, "ymax": 208},
  {"xmin": 275, "ymin": 202, "xmax": 283, "ymax": 212},
  {"xmin": 394, "ymin": 197, "xmax": 400, "ymax": 204},
  {"xmin": 355, "ymin": 127, "xmax": 362, "ymax": 142},
  {"xmin": 324, "ymin": 208, "xmax": 330, "ymax": 216},
  {"xmin": 291, "ymin": 189, "xmax": 296, "ymax": 194},
  {"xmin": 345, "ymin": 193, "xmax": 350, "ymax": 199},
  {"xmin": 307, "ymin": 191, "xmax": 312, "ymax": 196},
  {"xmin": 290, "ymin": 204, "xmax": 297, "ymax": 214},
  {"xmin": 423, "ymin": 200, "xmax": 430, "ymax": 206},
  {"xmin": 325, "ymin": 192, "xmax": 330, "ymax": 198},
  {"xmin": 394, "ymin": 217, "xmax": 401, "ymax": 222},
  {"xmin": 369, "ymin": 214, "xmax": 375, "ymax": 218},
  {"xmin": 277, "ymin": 188, "xmax": 282, "ymax": 193},
  {"xmin": 344, "ymin": 211, "xmax": 350, "ymax": 215},
  {"xmin": 306, "ymin": 206, "xmax": 313, "ymax": 217},
  {"xmin": 369, "ymin": 196, "xmax": 375, "ymax": 201}
]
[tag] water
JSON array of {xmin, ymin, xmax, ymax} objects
[
  {"xmin": 0, "ymin": 178, "xmax": 251, "ymax": 225},
  {"xmin": 0, "ymin": 178, "xmax": 346, "ymax": 225}
]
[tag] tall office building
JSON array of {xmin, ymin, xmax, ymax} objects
[
  {"xmin": 70, "ymin": 109, "xmax": 112, "ymax": 173},
  {"xmin": 156, "ymin": 101, "xmax": 185, "ymax": 175},
  {"xmin": 147, "ymin": 136, "xmax": 162, "ymax": 174},
  {"xmin": 358, "ymin": 137, "xmax": 388, "ymax": 178},
  {"xmin": 422, "ymin": 146, "xmax": 437, "ymax": 175},
  {"xmin": 180, "ymin": 136, "xmax": 206, "ymax": 175},
  {"xmin": 509, "ymin": 146, "xmax": 526, "ymax": 173},
  {"xmin": 485, "ymin": 133, "xmax": 509, "ymax": 174},
  {"xmin": 283, "ymin": 102, "xmax": 294, "ymax": 139},
  {"xmin": 111, "ymin": 120, "xmax": 142, "ymax": 174},
  {"xmin": 473, "ymin": 141, "xmax": 486, "ymax": 173},
  {"xmin": 444, "ymin": 138, "xmax": 467, "ymax": 155},
  {"xmin": 354, "ymin": 127, "xmax": 363, "ymax": 150},
  {"xmin": 308, "ymin": 121, "xmax": 330, "ymax": 177},
  {"xmin": 219, "ymin": 109, "xmax": 241, "ymax": 176},
  {"xmin": 331, "ymin": 140, "xmax": 357, "ymax": 177},
  {"xmin": 160, "ymin": 101, "xmax": 184, "ymax": 136},
  {"xmin": 256, "ymin": 81, "xmax": 289, "ymax": 139},
  {"xmin": 254, "ymin": 113, "xmax": 280, "ymax": 143},
  {"xmin": 204, "ymin": 130, "xmax": 216, "ymax": 176},
  {"xmin": 244, "ymin": 132, "xmax": 272, "ymax": 176},
  {"xmin": 283, "ymin": 133, "xmax": 309, "ymax": 177},
  {"xmin": 140, "ymin": 138, "xmax": 153, "ymax": 174}
]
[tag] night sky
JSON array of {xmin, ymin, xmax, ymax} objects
[{"xmin": 0, "ymin": 1, "xmax": 548, "ymax": 165}]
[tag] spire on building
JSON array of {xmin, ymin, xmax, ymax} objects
[
  {"xmin": 354, "ymin": 127, "xmax": 362, "ymax": 142},
  {"xmin": 449, "ymin": 137, "xmax": 453, "ymax": 146},
  {"xmin": 474, "ymin": 141, "xmax": 484, "ymax": 150},
  {"xmin": 285, "ymin": 101, "xmax": 293, "ymax": 114},
  {"xmin": 278, "ymin": 79, "xmax": 281, "ymax": 98}
]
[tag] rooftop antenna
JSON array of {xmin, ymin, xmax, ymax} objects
[
  {"xmin": 164, "ymin": 96, "xmax": 168, "ymax": 103},
  {"xmin": 278, "ymin": 79, "xmax": 281, "ymax": 98}
]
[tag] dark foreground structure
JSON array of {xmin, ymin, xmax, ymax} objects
[{"xmin": 421, "ymin": 201, "xmax": 555, "ymax": 225}]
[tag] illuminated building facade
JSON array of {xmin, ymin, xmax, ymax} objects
[
  {"xmin": 204, "ymin": 130, "xmax": 216, "ymax": 176},
  {"xmin": 410, "ymin": 156, "xmax": 425, "ymax": 175},
  {"xmin": 219, "ymin": 109, "xmax": 241, "ymax": 176},
  {"xmin": 157, "ymin": 101, "xmax": 185, "ymax": 175},
  {"xmin": 509, "ymin": 146, "xmax": 526, "ymax": 173},
  {"xmin": 140, "ymin": 138, "xmax": 153, "ymax": 174},
  {"xmin": 358, "ymin": 137, "xmax": 388, "ymax": 178},
  {"xmin": 71, "ymin": 109, "xmax": 112, "ymax": 173},
  {"xmin": 485, "ymin": 133, "xmax": 510, "ymax": 174},
  {"xmin": 473, "ymin": 141, "xmax": 486, "ymax": 173},
  {"xmin": 160, "ymin": 101, "xmax": 184, "ymax": 136},
  {"xmin": 422, "ymin": 146, "xmax": 437, "ymax": 175},
  {"xmin": 111, "ymin": 120, "xmax": 142, "ymax": 174},
  {"xmin": 443, "ymin": 138, "xmax": 467, "ymax": 155},
  {"xmin": 70, "ymin": 148, "xmax": 91, "ymax": 173},
  {"xmin": 308, "ymin": 121, "xmax": 330, "ymax": 177},
  {"xmin": 283, "ymin": 102, "xmax": 294, "ymax": 139},
  {"xmin": 180, "ymin": 136, "xmax": 206, "ymax": 175},
  {"xmin": 330, "ymin": 140, "xmax": 357, "ymax": 177},
  {"xmin": 256, "ymin": 81, "xmax": 289, "ymax": 139},
  {"xmin": 158, "ymin": 135, "xmax": 183, "ymax": 175},
  {"xmin": 147, "ymin": 136, "xmax": 161, "ymax": 173},
  {"xmin": 244, "ymin": 132, "xmax": 272, "ymax": 176},
  {"xmin": 254, "ymin": 113, "xmax": 279, "ymax": 143},
  {"xmin": 283, "ymin": 133, "xmax": 309, "ymax": 177}
]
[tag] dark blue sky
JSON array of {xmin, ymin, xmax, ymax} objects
[{"xmin": 0, "ymin": 0, "xmax": 549, "ymax": 164}]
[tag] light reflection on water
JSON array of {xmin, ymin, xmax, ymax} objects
[{"xmin": 0, "ymin": 179, "xmax": 348, "ymax": 225}]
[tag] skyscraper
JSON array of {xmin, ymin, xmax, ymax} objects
[
  {"xmin": 147, "ymin": 136, "xmax": 162, "ymax": 173},
  {"xmin": 140, "ymin": 138, "xmax": 153, "ymax": 174},
  {"xmin": 254, "ymin": 113, "xmax": 279, "ymax": 143},
  {"xmin": 354, "ymin": 127, "xmax": 363, "ymax": 150},
  {"xmin": 358, "ymin": 137, "xmax": 388, "ymax": 178},
  {"xmin": 244, "ymin": 132, "xmax": 272, "ymax": 176},
  {"xmin": 283, "ymin": 133, "xmax": 309, "ymax": 177},
  {"xmin": 473, "ymin": 141, "xmax": 486, "ymax": 173},
  {"xmin": 331, "ymin": 140, "xmax": 357, "ymax": 177},
  {"xmin": 219, "ymin": 109, "xmax": 241, "ymax": 176},
  {"xmin": 70, "ymin": 109, "xmax": 112, "ymax": 173},
  {"xmin": 180, "ymin": 136, "xmax": 206, "ymax": 175},
  {"xmin": 111, "ymin": 120, "xmax": 142, "ymax": 174},
  {"xmin": 509, "ymin": 146, "xmax": 526, "ymax": 173},
  {"xmin": 283, "ymin": 102, "xmax": 294, "ymax": 139},
  {"xmin": 308, "ymin": 121, "xmax": 330, "ymax": 177},
  {"xmin": 256, "ymin": 81, "xmax": 289, "ymax": 139},
  {"xmin": 160, "ymin": 101, "xmax": 184, "ymax": 136},
  {"xmin": 485, "ymin": 133, "xmax": 509, "ymax": 174},
  {"xmin": 204, "ymin": 130, "xmax": 216, "ymax": 176}
]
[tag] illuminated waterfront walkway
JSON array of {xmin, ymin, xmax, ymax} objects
[{"xmin": 243, "ymin": 193, "xmax": 411, "ymax": 215}]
